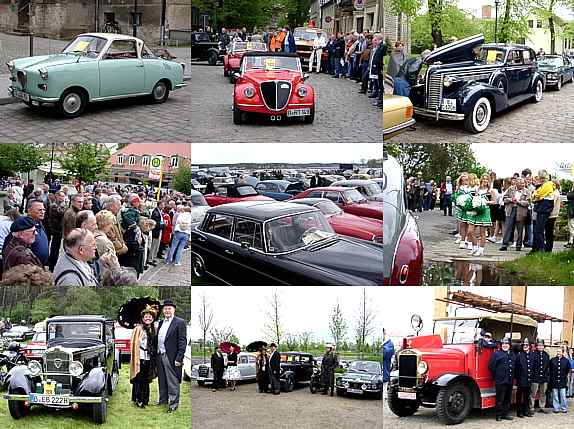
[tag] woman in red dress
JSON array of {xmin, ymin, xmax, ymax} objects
[{"xmin": 159, "ymin": 206, "xmax": 172, "ymax": 258}]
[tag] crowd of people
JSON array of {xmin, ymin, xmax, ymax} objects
[
  {"xmin": 0, "ymin": 177, "xmax": 192, "ymax": 286},
  {"xmin": 406, "ymin": 169, "xmax": 574, "ymax": 256}
]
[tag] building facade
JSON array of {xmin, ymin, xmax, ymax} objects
[
  {"xmin": 524, "ymin": 14, "xmax": 573, "ymax": 54},
  {"xmin": 310, "ymin": 0, "xmax": 383, "ymax": 35}
]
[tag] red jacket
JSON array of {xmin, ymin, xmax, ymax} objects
[{"xmin": 161, "ymin": 213, "xmax": 172, "ymax": 245}]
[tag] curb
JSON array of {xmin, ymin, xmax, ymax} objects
[{"xmin": 0, "ymin": 97, "xmax": 17, "ymax": 105}]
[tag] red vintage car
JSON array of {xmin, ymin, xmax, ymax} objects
[
  {"xmin": 204, "ymin": 183, "xmax": 274, "ymax": 207},
  {"xmin": 114, "ymin": 323, "xmax": 132, "ymax": 362},
  {"xmin": 224, "ymin": 40, "xmax": 268, "ymax": 82},
  {"xmin": 290, "ymin": 187, "xmax": 382, "ymax": 220},
  {"xmin": 22, "ymin": 331, "xmax": 46, "ymax": 361},
  {"xmin": 232, "ymin": 51, "xmax": 315, "ymax": 124},
  {"xmin": 289, "ymin": 198, "xmax": 383, "ymax": 243}
]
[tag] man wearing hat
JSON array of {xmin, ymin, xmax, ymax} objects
[
  {"xmin": 479, "ymin": 331, "xmax": 496, "ymax": 349},
  {"xmin": 531, "ymin": 339, "xmax": 550, "ymax": 413},
  {"xmin": 2, "ymin": 216, "xmax": 43, "ymax": 272},
  {"xmin": 515, "ymin": 339, "xmax": 534, "ymax": 417},
  {"xmin": 156, "ymin": 299, "xmax": 187, "ymax": 412},
  {"xmin": 488, "ymin": 337, "xmax": 516, "ymax": 421},
  {"xmin": 268, "ymin": 343, "xmax": 281, "ymax": 395},
  {"xmin": 321, "ymin": 343, "xmax": 339, "ymax": 396},
  {"xmin": 549, "ymin": 347, "xmax": 571, "ymax": 413},
  {"xmin": 210, "ymin": 345, "xmax": 225, "ymax": 392}
]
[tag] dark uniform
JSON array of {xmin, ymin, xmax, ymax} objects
[
  {"xmin": 531, "ymin": 347, "xmax": 550, "ymax": 411},
  {"xmin": 321, "ymin": 349, "xmax": 339, "ymax": 396},
  {"xmin": 488, "ymin": 341, "xmax": 516, "ymax": 421},
  {"xmin": 515, "ymin": 347, "xmax": 533, "ymax": 417},
  {"xmin": 549, "ymin": 355, "xmax": 571, "ymax": 412}
]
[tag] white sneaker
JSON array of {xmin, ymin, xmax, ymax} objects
[
  {"xmin": 459, "ymin": 241, "xmax": 466, "ymax": 249},
  {"xmin": 454, "ymin": 238, "xmax": 461, "ymax": 244},
  {"xmin": 174, "ymin": 262, "xmax": 182, "ymax": 266},
  {"xmin": 486, "ymin": 236, "xmax": 497, "ymax": 243},
  {"xmin": 510, "ymin": 242, "xmax": 517, "ymax": 248},
  {"xmin": 466, "ymin": 242, "xmax": 474, "ymax": 250},
  {"xmin": 473, "ymin": 247, "xmax": 485, "ymax": 256},
  {"xmin": 496, "ymin": 239, "xmax": 503, "ymax": 244}
]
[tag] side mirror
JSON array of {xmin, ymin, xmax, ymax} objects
[{"xmin": 302, "ymin": 73, "xmax": 310, "ymax": 82}]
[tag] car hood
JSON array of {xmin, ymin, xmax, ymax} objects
[
  {"xmin": 341, "ymin": 371, "xmax": 381, "ymax": 382},
  {"xmin": 12, "ymin": 54, "xmax": 96, "ymax": 71},
  {"xmin": 242, "ymin": 70, "xmax": 301, "ymax": 85},
  {"xmin": 424, "ymin": 34, "xmax": 484, "ymax": 65},
  {"xmin": 538, "ymin": 64, "xmax": 559, "ymax": 72},
  {"xmin": 330, "ymin": 212, "xmax": 383, "ymax": 238}
]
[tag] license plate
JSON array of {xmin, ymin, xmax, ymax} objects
[
  {"xmin": 398, "ymin": 391, "xmax": 417, "ymax": 400},
  {"xmin": 29, "ymin": 394, "xmax": 70, "ymax": 406},
  {"xmin": 287, "ymin": 108, "xmax": 310, "ymax": 117},
  {"xmin": 347, "ymin": 388, "xmax": 363, "ymax": 394},
  {"xmin": 14, "ymin": 90, "xmax": 30, "ymax": 102},
  {"xmin": 441, "ymin": 98, "xmax": 456, "ymax": 112}
]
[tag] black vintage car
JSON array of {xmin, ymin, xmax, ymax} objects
[
  {"xmin": 408, "ymin": 34, "xmax": 544, "ymax": 133},
  {"xmin": 538, "ymin": 54, "xmax": 574, "ymax": 90},
  {"xmin": 279, "ymin": 352, "xmax": 315, "ymax": 392},
  {"xmin": 191, "ymin": 31, "xmax": 224, "ymax": 65},
  {"xmin": 191, "ymin": 201, "xmax": 384, "ymax": 286},
  {"xmin": 336, "ymin": 360, "xmax": 384, "ymax": 400},
  {"xmin": 2, "ymin": 315, "xmax": 120, "ymax": 424}
]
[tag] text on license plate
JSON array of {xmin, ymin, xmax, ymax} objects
[
  {"xmin": 347, "ymin": 388, "xmax": 363, "ymax": 394},
  {"xmin": 441, "ymin": 98, "xmax": 456, "ymax": 112},
  {"xmin": 287, "ymin": 108, "xmax": 310, "ymax": 117},
  {"xmin": 398, "ymin": 391, "xmax": 417, "ymax": 400},
  {"xmin": 14, "ymin": 90, "xmax": 30, "ymax": 102},
  {"xmin": 29, "ymin": 394, "xmax": 70, "ymax": 406}
]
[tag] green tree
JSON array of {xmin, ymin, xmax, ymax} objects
[
  {"xmin": 31, "ymin": 295, "xmax": 58, "ymax": 323},
  {"xmin": 428, "ymin": 0, "xmax": 445, "ymax": 46},
  {"xmin": 280, "ymin": 0, "xmax": 312, "ymax": 28},
  {"xmin": 172, "ymin": 164, "xmax": 192, "ymax": 195},
  {"xmin": 498, "ymin": 0, "xmax": 532, "ymax": 43},
  {"xmin": 329, "ymin": 301, "xmax": 347, "ymax": 350},
  {"xmin": 64, "ymin": 288, "xmax": 102, "ymax": 315},
  {"xmin": 532, "ymin": 1, "xmax": 574, "ymax": 54},
  {"xmin": 60, "ymin": 144, "xmax": 111, "ymax": 184},
  {"xmin": 193, "ymin": 0, "xmax": 273, "ymax": 32},
  {"xmin": 0, "ymin": 144, "xmax": 45, "ymax": 179}
]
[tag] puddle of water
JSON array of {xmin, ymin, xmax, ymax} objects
[{"xmin": 423, "ymin": 261, "xmax": 528, "ymax": 286}]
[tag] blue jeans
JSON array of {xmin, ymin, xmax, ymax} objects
[
  {"xmin": 335, "ymin": 58, "xmax": 344, "ymax": 77},
  {"xmin": 553, "ymin": 388, "xmax": 567, "ymax": 412},
  {"xmin": 166, "ymin": 231, "xmax": 189, "ymax": 264}
]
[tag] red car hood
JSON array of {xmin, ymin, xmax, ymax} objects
[
  {"xmin": 328, "ymin": 212, "xmax": 383, "ymax": 239},
  {"xmin": 242, "ymin": 70, "xmax": 301, "ymax": 85}
]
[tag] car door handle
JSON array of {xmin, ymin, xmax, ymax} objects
[
  {"xmin": 136, "ymin": 64, "xmax": 144, "ymax": 68},
  {"xmin": 224, "ymin": 249, "xmax": 234, "ymax": 255},
  {"xmin": 197, "ymin": 237, "xmax": 206, "ymax": 242}
]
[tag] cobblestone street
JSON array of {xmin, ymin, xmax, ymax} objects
[
  {"xmin": 190, "ymin": 64, "xmax": 383, "ymax": 143},
  {"xmin": 139, "ymin": 248, "xmax": 191, "ymax": 287}
]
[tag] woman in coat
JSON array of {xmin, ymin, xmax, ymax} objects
[
  {"xmin": 130, "ymin": 305, "xmax": 159, "ymax": 408},
  {"xmin": 256, "ymin": 347, "xmax": 269, "ymax": 393},
  {"xmin": 159, "ymin": 206, "xmax": 173, "ymax": 258}
]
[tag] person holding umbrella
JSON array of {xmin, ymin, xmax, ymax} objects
[
  {"xmin": 224, "ymin": 345, "xmax": 240, "ymax": 391},
  {"xmin": 130, "ymin": 304, "xmax": 159, "ymax": 408}
]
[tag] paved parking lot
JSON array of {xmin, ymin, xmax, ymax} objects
[{"xmin": 189, "ymin": 64, "xmax": 383, "ymax": 143}]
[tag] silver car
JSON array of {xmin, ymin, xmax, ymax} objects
[
  {"xmin": 331, "ymin": 179, "xmax": 384, "ymax": 202},
  {"xmin": 191, "ymin": 189, "xmax": 210, "ymax": 224},
  {"xmin": 191, "ymin": 352, "xmax": 257, "ymax": 386}
]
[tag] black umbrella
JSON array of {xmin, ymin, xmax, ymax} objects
[
  {"xmin": 117, "ymin": 297, "xmax": 161, "ymax": 329},
  {"xmin": 246, "ymin": 341, "xmax": 267, "ymax": 352}
]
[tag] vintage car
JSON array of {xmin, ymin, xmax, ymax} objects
[
  {"xmin": 538, "ymin": 54, "xmax": 574, "ymax": 90},
  {"xmin": 254, "ymin": 180, "xmax": 307, "ymax": 201},
  {"xmin": 336, "ymin": 360, "xmax": 383, "ymax": 399},
  {"xmin": 383, "ymin": 94, "xmax": 416, "ymax": 140},
  {"xmin": 3, "ymin": 315, "xmax": 120, "ymax": 424},
  {"xmin": 224, "ymin": 40, "xmax": 268, "ymax": 81},
  {"xmin": 288, "ymin": 198, "xmax": 383, "ymax": 243},
  {"xmin": 191, "ymin": 201, "xmax": 383, "ymax": 286},
  {"xmin": 191, "ymin": 189, "xmax": 211, "ymax": 224},
  {"xmin": 190, "ymin": 31, "xmax": 223, "ymax": 65},
  {"xmin": 113, "ymin": 324, "xmax": 132, "ymax": 362},
  {"xmin": 330, "ymin": 179, "xmax": 384, "ymax": 202},
  {"xmin": 388, "ymin": 313, "xmax": 539, "ymax": 424},
  {"xmin": 293, "ymin": 27, "xmax": 329, "ymax": 66},
  {"xmin": 22, "ymin": 331, "xmax": 46, "ymax": 362},
  {"xmin": 7, "ymin": 33, "xmax": 186, "ymax": 118},
  {"xmin": 203, "ymin": 184, "xmax": 274, "ymax": 207},
  {"xmin": 279, "ymin": 352, "xmax": 315, "ymax": 392},
  {"xmin": 192, "ymin": 179, "xmax": 206, "ymax": 193},
  {"xmin": 291, "ymin": 187, "xmax": 383, "ymax": 220},
  {"xmin": 190, "ymin": 352, "xmax": 257, "ymax": 386},
  {"xmin": 233, "ymin": 52, "xmax": 315, "ymax": 124},
  {"xmin": 183, "ymin": 337, "xmax": 192, "ymax": 381},
  {"xmin": 3, "ymin": 325, "xmax": 35, "ymax": 342},
  {"xmin": 382, "ymin": 153, "xmax": 423, "ymax": 285},
  {"xmin": 408, "ymin": 34, "xmax": 544, "ymax": 133}
]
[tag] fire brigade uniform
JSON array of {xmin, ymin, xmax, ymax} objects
[
  {"xmin": 515, "ymin": 341, "xmax": 534, "ymax": 417},
  {"xmin": 530, "ymin": 341, "xmax": 550, "ymax": 412},
  {"xmin": 549, "ymin": 354, "xmax": 571, "ymax": 412},
  {"xmin": 488, "ymin": 338, "xmax": 516, "ymax": 421}
]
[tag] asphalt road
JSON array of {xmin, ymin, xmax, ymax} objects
[
  {"xmin": 192, "ymin": 380, "xmax": 382, "ymax": 428},
  {"xmin": 189, "ymin": 64, "xmax": 383, "ymax": 143}
]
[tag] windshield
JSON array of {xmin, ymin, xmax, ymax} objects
[
  {"xmin": 348, "ymin": 361, "xmax": 380, "ymax": 373},
  {"xmin": 362, "ymin": 183, "xmax": 383, "ymax": 196},
  {"xmin": 477, "ymin": 48, "xmax": 505, "ymax": 64},
  {"xmin": 236, "ymin": 185, "xmax": 258, "ymax": 196},
  {"xmin": 539, "ymin": 56, "xmax": 563, "ymax": 67},
  {"xmin": 62, "ymin": 35, "xmax": 107, "ymax": 57},
  {"xmin": 243, "ymin": 56, "xmax": 300, "ymax": 72},
  {"xmin": 233, "ymin": 41, "xmax": 267, "ymax": 52},
  {"xmin": 194, "ymin": 33, "xmax": 211, "ymax": 42},
  {"xmin": 316, "ymin": 200, "xmax": 342, "ymax": 216},
  {"xmin": 343, "ymin": 189, "xmax": 368, "ymax": 203},
  {"xmin": 191, "ymin": 194, "xmax": 208, "ymax": 207},
  {"xmin": 434, "ymin": 319, "xmax": 479, "ymax": 344},
  {"xmin": 265, "ymin": 211, "xmax": 335, "ymax": 253},
  {"xmin": 33, "ymin": 332, "xmax": 46, "ymax": 342},
  {"xmin": 47, "ymin": 322, "xmax": 102, "ymax": 342},
  {"xmin": 294, "ymin": 28, "xmax": 326, "ymax": 41}
]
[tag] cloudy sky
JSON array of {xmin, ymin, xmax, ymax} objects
[
  {"xmin": 191, "ymin": 143, "xmax": 382, "ymax": 165},
  {"xmin": 190, "ymin": 287, "xmax": 383, "ymax": 345},
  {"xmin": 382, "ymin": 286, "xmax": 566, "ymax": 343}
]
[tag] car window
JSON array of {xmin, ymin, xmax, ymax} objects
[
  {"xmin": 105, "ymin": 40, "xmax": 138, "ymax": 59},
  {"xmin": 141, "ymin": 44, "xmax": 157, "ymax": 59},
  {"xmin": 62, "ymin": 35, "xmax": 106, "ymax": 57},
  {"xmin": 215, "ymin": 186, "xmax": 228, "ymax": 197},
  {"xmin": 105, "ymin": 324, "xmax": 113, "ymax": 340},
  {"xmin": 509, "ymin": 50, "xmax": 523, "ymax": 65},
  {"xmin": 203, "ymin": 213, "xmax": 234, "ymax": 240},
  {"xmin": 307, "ymin": 190, "xmax": 325, "ymax": 199},
  {"xmin": 239, "ymin": 356, "xmax": 249, "ymax": 364},
  {"xmin": 300, "ymin": 355, "xmax": 312, "ymax": 364},
  {"xmin": 249, "ymin": 356, "xmax": 256, "ymax": 363},
  {"xmin": 233, "ymin": 219, "xmax": 263, "ymax": 250},
  {"xmin": 256, "ymin": 183, "xmax": 277, "ymax": 192},
  {"xmin": 236, "ymin": 186, "xmax": 258, "ymax": 196},
  {"xmin": 323, "ymin": 191, "xmax": 342, "ymax": 203},
  {"xmin": 522, "ymin": 49, "xmax": 533, "ymax": 65}
]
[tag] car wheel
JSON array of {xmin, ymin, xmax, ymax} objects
[
  {"xmin": 532, "ymin": 79, "xmax": 544, "ymax": 103},
  {"xmin": 192, "ymin": 254, "xmax": 206, "ymax": 278},
  {"xmin": 304, "ymin": 108, "xmax": 315, "ymax": 124},
  {"xmin": 283, "ymin": 374, "xmax": 295, "ymax": 392},
  {"xmin": 208, "ymin": 51, "xmax": 218, "ymax": 66},
  {"xmin": 150, "ymin": 81, "xmax": 169, "ymax": 104},
  {"xmin": 436, "ymin": 382, "xmax": 472, "ymax": 425},
  {"xmin": 464, "ymin": 97, "xmax": 491, "ymax": 133},
  {"xmin": 7, "ymin": 388, "xmax": 29, "ymax": 419},
  {"xmin": 233, "ymin": 104, "xmax": 243, "ymax": 125},
  {"xmin": 387, "ymin": 386, "xmax": 419, "ymax": 417},
  {"xmin": 57, "ymin": 89, "xmax": 86, "ymax": 119},
  {"xmin": 92, "ymin": 397, "xmax": 108, "ymax": 424}
]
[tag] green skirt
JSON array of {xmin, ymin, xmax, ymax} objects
[{"xmin": 466, "ymin": 207, "xmax": 492, "ymax": 226}]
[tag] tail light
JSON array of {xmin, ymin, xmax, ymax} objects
[{"xmin": 405, "ymin": 104, "xmax": 413, "ymax": 119}]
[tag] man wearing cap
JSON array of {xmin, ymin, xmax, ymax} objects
[
  {"xmin": 321, "ymin": 343, "xmax": 339, "ymax": 396},
  {"xmin": 479, "ymin": 331, "xmax": 496, "ymax": 349},
  {"xmin": 549, "ymin": 348, "xmax": 571, "ymax": 413},
  {"xmin": 156, "ymin": 299, "xmax": 187, "ymax": 412},
  {"xmin": 488, "ymin": 337, "xmax": 516, "ymax": 421},
  {"xmin": 268, "ymin": 343, "xmax": 281, "ymax": 395},
  {"xmin": 515, "ymin": 339, "xmax": 534, "ymax": 417},
  {"xmin": 531, "ymin": 339, "xmax": 550, "ymax": 413},
  {"xmin": 2, "ymin": 216, "xmax": 42, "ymax": 271}
]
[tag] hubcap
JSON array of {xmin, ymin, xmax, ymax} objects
[
  {"xmin": 63, "ymin": 93, "xmax": 81, "ymax": 114},
  {"xmin": 476, "ymin": 105, "xmax": 486, "ymax": 124},
  {"xmin": 154, "ymin": 83, "xmax": 166, "ymax": 99},
  {"xmin": 448, "ymin": 391, "xmax": 465, "ymax": 415}
]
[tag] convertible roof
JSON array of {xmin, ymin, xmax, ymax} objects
[
  {"xmin": 47, "ymin": 315, "xmax": 111, "ymax": 323},
  {"xmin": 210, "ymin": 200, "xmax": 318, "ymax": 221},
  {"xmin": 79, "ymin": 33, "xmax": 141, "ymax": 42},
  {"xmin": 242, "ymin": 51, "xmax": 298, "ymax": 58}
]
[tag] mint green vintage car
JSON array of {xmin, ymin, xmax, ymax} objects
[{"xmin": 6, "ymin": 33, "xmax": 186, "ymax": 118}]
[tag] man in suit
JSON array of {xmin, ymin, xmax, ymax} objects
[
  {"xmin": 269, "ymin": 343, "xmax": 281, "ymax": 395},
  {"xmin": 149, "ymin": 201, "xmax": 165, "ymax": 262},
  {"xmin": 211, "ymin": 345, "xmax": 225, "ymax": 392},
  {"xmin": 157, "ymin": 299, "xmax": 187, "ymax": 413}
]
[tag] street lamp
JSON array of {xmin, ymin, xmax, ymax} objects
[{"xmin": 494, "ymin": 0, "xmax": 500, "ymax": 44}]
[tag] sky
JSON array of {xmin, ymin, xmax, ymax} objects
[
  {"xmin": 382, "ymin": 286, "xmax": 566, "ymax": 343},
  {"xmin": 191, "ymin": 143, "xmax": 382, "ymax": 165},
  {"xmin": 458, "ymin": 1, "xmax": 574, "ymax": 20},
  {"xmin": 190, "ymin": 287, "xmax": 384, "ymax": 345},
  {"xmin": 471, "ymin": 143, "xmax": 574, "ymax": 178}
]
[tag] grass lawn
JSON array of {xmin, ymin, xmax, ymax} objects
[
  {"xmin": 499, "ymin": 249, "xmax": 574, "ymax": 285},
  {"xmin": 0, "ymin": 365, "xmax": 191, "ymax": 429}
]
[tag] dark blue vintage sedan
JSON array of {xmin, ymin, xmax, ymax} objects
[
  {"xmin": 254, "ymin": 180, "xmax": 307, "ymax": 201},
  {"xmin": 408, "ymin": 34, "xmax": 544, "ymax": 133},
  {"xmin": 538, "ymin": 54, "xmax": 574, "ymax": 90},
  {"xmin": 191, "ymin": 201, "xmax": 383, "ymax": 285}
]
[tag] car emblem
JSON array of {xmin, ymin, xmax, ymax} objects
[
  {"xmin": 54, "ymin": 358, "xmax": 62, "ymax": 369},
  {"xmin": 281, "ymin": 84, "xmax": 289, "ymax": 89}
]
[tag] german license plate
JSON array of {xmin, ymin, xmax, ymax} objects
[
  {"xmin": 29, "ymin": 394, "xmax": 70, "ymax": 406},
  {"xmin": 287, "ymin": 108, "xmax": 310, "ymax": 117},
  {"xmin": 14, "ymin": 90, "xmax": 30, "ymax": 102},
  {"xmin": 441, "ymin": 98, "xmax": 456, "ymax": 112},
  {"xmin": 347, "ymin": 388, "xmax": 363, "ymax": 394},
  {"xmin": 398, "ymin": 391, "xmax": 417, "ymax": 400}
]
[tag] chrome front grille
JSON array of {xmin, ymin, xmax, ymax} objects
[
  {"xmin": 17, "ymin": 71, "xmax": 27, "ymax": 90},
  {"xmin": 45, "ymin": 349, "xmax": 70, "ymax": 373},
  {"xmin": 198, "ymin": 365, "xmax": 209, "ymax": 377},
  {"xmin": 427, "ymin": 73, "xmax": 442, "ymax": 110}
]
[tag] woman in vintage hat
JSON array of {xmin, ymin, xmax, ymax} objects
[{"xmin": 130, "ymin": 303, "xmax": 159, "ymax": 408}]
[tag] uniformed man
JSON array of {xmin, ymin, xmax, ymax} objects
[
  {"xmin": 479, "ymin": 331, "xmax": 496, "ymax": 349},
  {"xmin": 515, "ymin": 338, "xmax": 534, "ymax": 417},
  {"xmin": 488, "ymin": 337, "xmax": 515, "ymax": 421},
  {"xmin": 531, "ymin": 339, "xmax": 550, "ymax": 413},
  {"xmin": 549, "ymin": 348, "xmax": 571, "ymax": 413},
  {"xmin": 321, "ymin": 343, "xmax": 339, "ymax": 396}
]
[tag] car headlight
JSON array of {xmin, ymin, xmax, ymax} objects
[
  {"xmin": 417, "ymin": 360, "xmax": 428, "ymax": 375},
  {"xmin": 297, "ymin": 86, "xmax": 308, "ymax": 97},
  {"xmin": 548, "ymin": 73, "xmax": 558, "ymax": 79},
  {"xmin": 39, "ymin": 68, "xmax": 48, "ymax": 80},
  {"xmin": 69, "ymin": 361, "xmax": 83, "ymax": 377},
  {"xmin": 244, "ymin": 86, "xmax": 255, "ymax": 98},
  {"xmin": 28, "ymin": 360, "xmax": 42, "ymax": 376},
  {"xmin": 6, "ymin": 61, "xmax": 15, "ymax": 73}
]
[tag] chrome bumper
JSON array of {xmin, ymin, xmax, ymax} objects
[
  {"xmin": 175, "ymin": 83, "xmax": 187, "ymax": 89},
  {"xmin": 3, "ymin": 393, "xmax": 104, "ymax": 404},
  {"xmin": 414, "ymin": 107, "xmax": 465, "ymax": 121},
  {"xmin": 8, "ymin": 86, "xmax": 59, "ymax": 103},
  {"xmin": 383, "ymin": 118, "xmax": 416, "ymax": 139}
]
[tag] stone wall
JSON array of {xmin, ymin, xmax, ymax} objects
[
  {"xmin": 0, "ymin": 1, "xmax": 18, "ymax": 31},
  {"xmin": 31, "ymin": 1, "xmax": 93, "ymax": 39}
]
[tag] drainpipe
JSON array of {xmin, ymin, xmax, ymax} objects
[
  {"xmin": 95, "ymin": 0, "xmax": 99, "ymax": 32},
  {"xmin": 160, "ymin": 0, "xmax": 167, "ymax": 46},
  {"xmin": 133, "ymin": 0, "xmax": 138, "ymax": 37}
]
